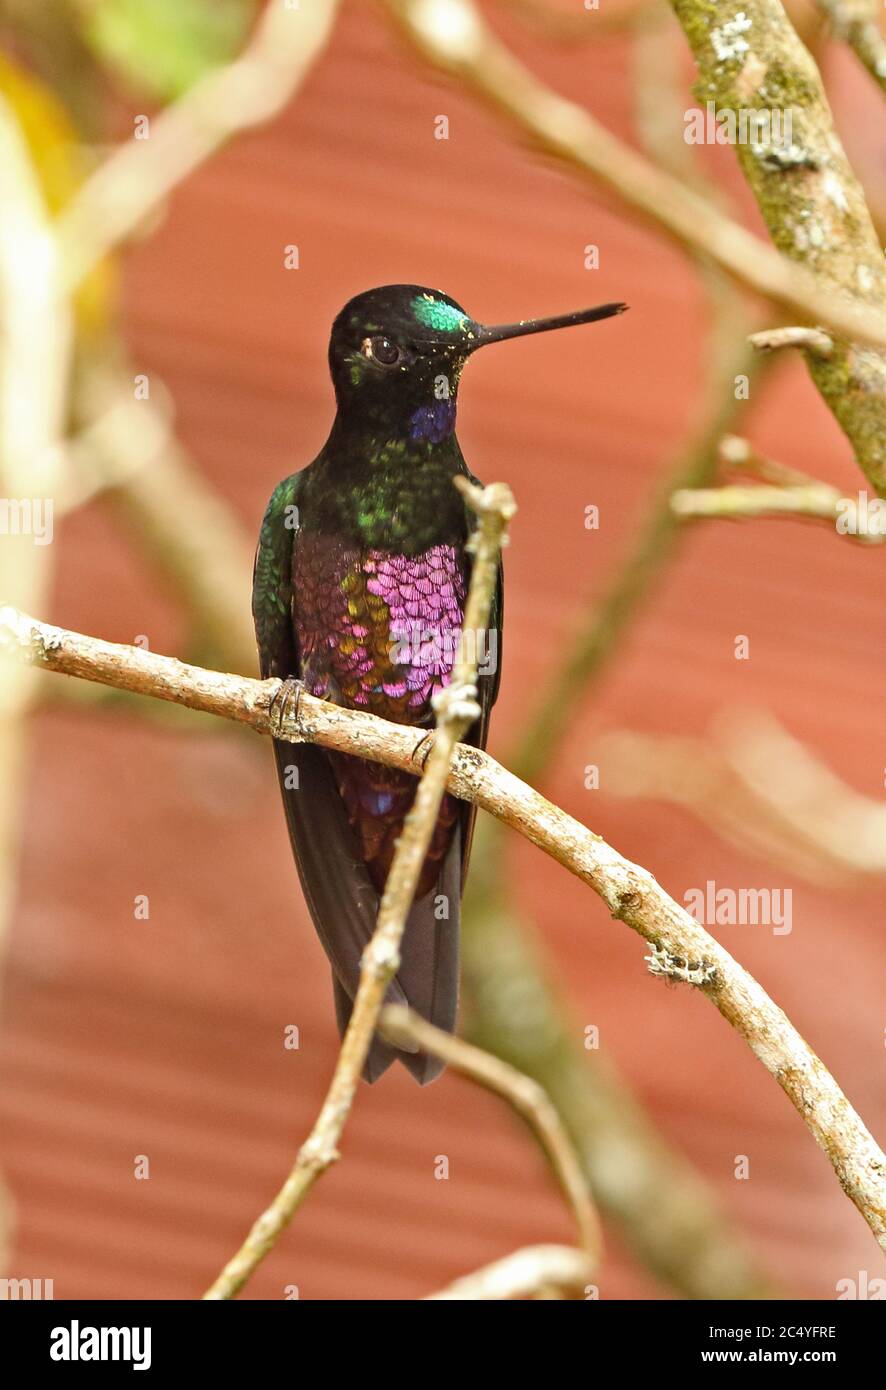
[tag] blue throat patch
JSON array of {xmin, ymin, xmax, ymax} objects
[{"xmin": 409, "ymin": 399, "xmax": 457, "ymax": 444}]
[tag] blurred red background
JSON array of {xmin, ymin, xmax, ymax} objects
[{"xmin": 1, "ymin": 3, "xmax": 885, "ymax": 1298}]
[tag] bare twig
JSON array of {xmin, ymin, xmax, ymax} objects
[
  {"xmin": 671, "ymin": 479, "xmax": 885, "ymax": 541},
  {"xmin": 717, "ymin": 432, "xmax": 814, "ymax": 485},
  {"xmin": 381, "ymin": 1003, "xmax": 601, "ymax": 1258},
  {"xmin": 56, "ymin": 0, "xmax": 341, "ymax": 291},
  {"xmin": 425, "ymin": 1244, "xmax": 595, "ymax": 1300},
  {"xmin": 600, "ymin": 708, "xmax": 886, "ymax": 885},
  {"xmin": 4, "ymin": 604, "xmax": 886, "ymax": 1254},
  {"xmin": 814, "ymin": 0, "xmax": 886, "ymax": 95},
  {"xmin": 749, "ymin": 326, "xmax": 834, "ymax": 358},
  {"xmin": 198, "ymin": 480, "xmax": 515, "ymax": 1298},
  {"xmin": 382, "ymin": 0, "xmax": 886, "ymax": 353}
]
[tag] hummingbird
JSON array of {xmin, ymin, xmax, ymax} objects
[{"xmin": 253, "ymin": 285, "xmax": 626, "ymax": 1083}]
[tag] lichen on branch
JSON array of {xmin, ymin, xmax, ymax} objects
[{"xmin": 670, "ymin": 0, "xmax": 886, "ymax": 489}]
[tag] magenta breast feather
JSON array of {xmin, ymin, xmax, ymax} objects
[{"xmin": 293, "ymin": 535, "xmax": 467, "ymax": 720}]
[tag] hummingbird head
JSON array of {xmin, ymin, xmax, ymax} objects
[{"xmin": 328, "ymin": 284, "xmax": 627, "ymax": 443}]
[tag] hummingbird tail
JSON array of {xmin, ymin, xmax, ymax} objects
[
  {"xmin": 334, "ymin": 824, "xmax": 462, "ymax": 1085},
  {"xmin": 272, "ymin": 738, "xmax": 460, "ymax": 1084},
  {"xmin": 332, "ymin": 975, "xmax": 400, "ymax": 1082}
]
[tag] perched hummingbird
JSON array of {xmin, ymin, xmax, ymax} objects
[{"xmin": 253, "ymin": 285, "xmax": 626, "ymax": 1083}]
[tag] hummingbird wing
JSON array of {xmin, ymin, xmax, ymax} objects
[{"xmin": 253, "ymin": 474, "xmax": 413, "ymax": 1058}]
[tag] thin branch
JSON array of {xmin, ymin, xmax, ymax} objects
[
  {"xmin": 4, "ymin": 605, "xmax": 886, "ymax": 1254},
  {"xmin": 749, "ymin": 326, "xmax": 835, "ymax": 358},
  {"xmin": 425, "ymin": 1244, "xmax": 595, "ymax": 1300},
  {"xmin": 717, "ymin": 432, "xmax": 815, "ymax": 486},
  {"xmin": 600, "ymin": 709, "xmax": 886, "ymax": 885},
  {"xmin": 199, "ymin": 480, "xmax": 515, "ymax": 1299},
  {"xmin": 381, "ymin": 1004, "xmax": 601, "ymax": 1259},
  {"xmin": 56, "ymin": 0, "xmax": 341, "ymax": 292},
  {"xmin": 382, "ymin": 0, "xmax": 886, "ymax": 352},
  {"xmin": 672, "ymin": 479, "xmax": 836, "ymax": 521},
  {"xmin": 814, "ymin": 0, "xmax": 886, "ymax": 95},
  {"xmin": 686, "ymin": 433, "xmax": 886, "ymax": 538},
  {"xmin": 671, "ymin": 479, "xmax": 885, "ymax": 541}
]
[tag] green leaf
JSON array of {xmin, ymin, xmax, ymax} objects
[{"xmin": 83, "ymin": 0, "xmax": 256, "ymax": 101}]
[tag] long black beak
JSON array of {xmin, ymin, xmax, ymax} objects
[{"xmin": 470, "ymin": 301, "xmax": 628, "ymax": 350}]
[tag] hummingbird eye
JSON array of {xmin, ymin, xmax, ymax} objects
[{"xmin": 370, "ymin": 335, "xmax": 400, "ymax": 366}]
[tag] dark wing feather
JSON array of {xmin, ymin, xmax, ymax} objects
[
  {"xmin": 333, "ymin": 821, "xmax": 461, "ymax": 1084},
  {"xmin": 270, "ymin": 739, "xmax": 409, "ymax": 1014},
  {"xmin": 253, "ymin": 474, "xmax": 409, "ymax": 1082}
]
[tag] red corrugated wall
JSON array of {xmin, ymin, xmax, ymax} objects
[{"xmin": 1, "ymin": 4, "xmax": 884, "ymax": 1298}]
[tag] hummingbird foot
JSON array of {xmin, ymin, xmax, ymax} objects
[
  {"xmin": 412, "ymin": 730, "xmax": 436, "ymax": 768},
  {"xmin": 269, "ymin": 675, "xmax": 303, "ymax": 741}
]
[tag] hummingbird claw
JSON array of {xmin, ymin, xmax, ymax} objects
[
  {"xmin": 412, "ymin": 730, "xmax": 436, "ymax": 768},
  {"xmin": 269, "ymin": 675, "xmax": 303, "ymax": 740}
]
